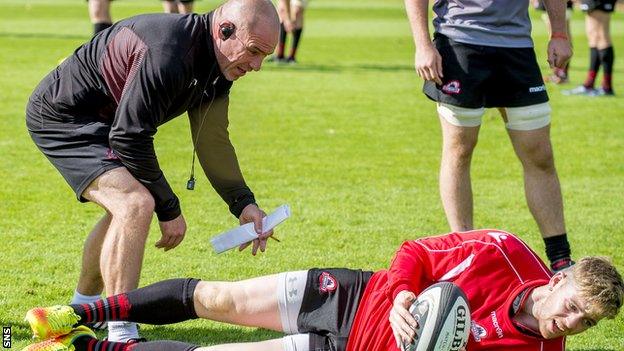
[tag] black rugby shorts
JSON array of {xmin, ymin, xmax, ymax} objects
[
  {"xmin": 297, "ymin": 268, "xmax": 373, "ymax": 351},
  {"xmin": 423, "ymin": 34, "xmax": 549, "ymax": 109},
  {"xmin": 581, "ymin": 0, "xmax": 616, "ymax": 12},
  {"xmin": 26, "ymin": 95, "xmax": 123, "ymax": 202}
]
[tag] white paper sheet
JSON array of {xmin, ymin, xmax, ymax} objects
[{"xmin": 210, "ymin": 204, "xmax": 291, "ymax": 254}]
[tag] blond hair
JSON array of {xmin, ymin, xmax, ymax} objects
[{"xmin": 571, "ymin": 257, "xmax": 624, "ymax": 319}]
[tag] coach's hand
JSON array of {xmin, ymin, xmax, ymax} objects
[
  {"xmin": 157, "ymin": 214, "xmax": 187, "ymax": 251},
  {"xmin": 547, "ymin": 37, "xmax": 572, "ymax": 69},
  {"xmin": 415, "ymin": 44, "xmax": 443, "ymax": 85},
  {"xmin": 238, "ymin": 204, "xmax": 273, "ymax": 255},
  {"xmin": 390, "ymin": 290, "xmax": 419, "ymax": 348}
]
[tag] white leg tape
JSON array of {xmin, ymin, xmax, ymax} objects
[
  {"xmin": 282, "ymin": 333, "xmax": 311, "ymax": 351},
  {"xmin": 437, "ymin": 103, "xmax": 485, "ymax": 127},
  {"xmin": 277, "ymin": 270, "xmax": 308, "ymax": 335},
  {"xmin": 504, "ymin": 102, "xmax": 551, "ymax": 131}
]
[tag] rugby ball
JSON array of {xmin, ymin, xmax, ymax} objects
[{"xmin": 401, "ymin": 282, "xmax": 471, "ymax": 351}]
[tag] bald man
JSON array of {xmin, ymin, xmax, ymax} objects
[{"xmin": 25, "ymin": 0, "xmax": 280, "ymax": 342}]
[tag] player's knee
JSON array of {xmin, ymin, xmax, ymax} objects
[
  {"xmin": 517, "ymin": 140, "xmax": 556, "ymax": 171},
  {"xmin": 438, "ymin": 103, "xmax": 484, "ymax": 129},
  {"xmin": 523, "ymin": 145, "xmax": 555, "ymax": 171},
  {"xmin": 504, "ymin": 102, "xmax": 551, "ymax": 131},
  {"xmin": 196, "ymin": 282, "xmax": 237, "ymax": 315},
  {"xmin": 117, "ymin": 190, "xmax": 155, "ymax": 220}
]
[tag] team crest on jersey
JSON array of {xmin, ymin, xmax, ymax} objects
[
  {"xmin": 319, "ymin": 272, "xmax": 338, "ymax": 293},
  {"xmin": 471, "ymin": 321, "xmax": 487, "ymax": 342},
  {"xmin": 442, "ymin": 80, "xmax": 461, "ymax": 94}
]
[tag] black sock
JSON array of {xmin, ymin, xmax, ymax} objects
[
  {"xmin": 73, "ymin": 335, "xmax": 199, "ymax": 351},
  {"xmin": 599, "ymin": 46, "xmax": 614, "ymax": 91},
  {"xmin": 72, "ymin": 278, "xmax": 200, "ymax": 325},
  {"xmin": 93, "ymin": 22, "xmax": 112, "ymax": 36},
  {"xmin": 584, "ymin": 47, "xmax": 600, "ymax": 88},
  {"xmin": 289, "ymin": 28, "xmax": 303, "ymax": 59},
  {"xmin": 544, "ymin": 234, "xmax": 571, "ymax": 266},
  {"xmin": 277, "ymin": 22, "xmax": 287, "ymax": 59}
]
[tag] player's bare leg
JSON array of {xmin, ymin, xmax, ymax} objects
[
  {"xmin": 88, "ymin": 0, "xmax": 111, "ymax": 23},
  {"xmin": 162, "ymin": 0, "xmax": 179, "ymax": 13},
  {"xmin": 82, "ymin": 168, "xmax": 153, "ymax": 297},
  {"xmin": 178, "ymin": 1, "xmax": 193, "ymax": 14},
  {"xmin": 586, "ymin": 10, "xmax": 611, "ymax": 50},
  {"xmin": 82, "ymin": 167, "xmax": 154, "ymax": 340},
  {"xmin": 438, "ymin": 116, "xmax": 480, "ymax": 232},
  {"xmin": 287, "ymin": 5, "xmax": 305, "ymax": 62},
  {"xmin": 506, "ymin": 125, "xmax": 566, "ymax": 237},
  {"xmin": 88, "ymin": 0, "xmax": 112, "ymax": 35},
  {"xmin": 193, "ymin": 274, "xmax": 283, "ymax": 331},
  {"xmin": 75, "ymin": 213, "xmax": 111, "ymax": 296},
  {"xmin": 293, "ymin": 6, "xmax": 304, "ymax": 28}
]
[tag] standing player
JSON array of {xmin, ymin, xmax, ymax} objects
[
  {"xmin": 162, "ymin": 0, "xmax": 195, "ymax": 14},
  {"xmin": 564, "ymin": 0, "xmax": 616, "ymax": 96},
  {"xmin": 272, "ymin": 0, "xmax": 308, "ymax": 63},
  {"xmin": 23, "ymin": 230, "xmax": 624, "ymax": 351},
  {"xmin": 404, "ymin": 0, "xmax": 574, "ymax": 271}
]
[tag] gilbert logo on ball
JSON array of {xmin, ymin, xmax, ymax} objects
[
  {"xmin": 402, "ymin": 282, "xmax": 471, "ymax": 351},
  {"xmin": 319, "ymin": 272, "xmax": 338, "ymax": 293}
]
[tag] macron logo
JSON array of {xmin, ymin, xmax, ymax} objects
[
  {"xmin": 529, "ymin": 85, "xmax": 546, "ymax": 93},
  {"xmin": 490, "ymin": 311, "xmax": 504, "ymax": 339}
]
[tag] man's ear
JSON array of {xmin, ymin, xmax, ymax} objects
[
  {"xmin": 549, "ymin": 271, "xmax": 567, "ymax": 290},
  {"xmin": 218, "ymin": 21, "xmax": 236, "ymax": 40}
]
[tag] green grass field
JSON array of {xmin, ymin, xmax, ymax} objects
[{"xmin": 0, "ymin": 0, "xmax": 622, "ymax": 349}]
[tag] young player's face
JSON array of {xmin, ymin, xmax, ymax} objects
[
  {"xmin": 535, "ymin": 273, "xmax": 601, "ymax": 339},
  {"xmin": 218, "ymin": 23, "xmax": 277, "ymax": 81}
]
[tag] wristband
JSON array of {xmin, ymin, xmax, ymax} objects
[{"xmin": 551, "ymin": 32, "xmax": 568, "ymax": 40}]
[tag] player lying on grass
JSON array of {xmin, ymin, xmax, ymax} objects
[{"xmin": 23, "ymin": 229, "xmax": 623, "ymax": 351}]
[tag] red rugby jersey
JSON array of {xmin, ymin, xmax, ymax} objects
[{"xmin": 345, "ymin": 229, "xmax": 566, "ymax": 351}]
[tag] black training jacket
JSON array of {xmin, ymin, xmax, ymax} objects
[{"xmin": 30, "ymin": 13, "xmax": 255, "ymax": 221}]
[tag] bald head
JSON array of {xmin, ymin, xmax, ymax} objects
[
  {"xmin": 218, "ymin": 0, "xmax": 280, "ymax": 33},
  {"xmin": 212, "ymin": 0, "xmax": 280, "ymax": 80}
]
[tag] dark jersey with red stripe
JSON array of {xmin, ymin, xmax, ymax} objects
[
  {"xmin": 29, "ymin": 13, "xmax": 256, "ymax": 220},
  {"xmin": 346, "ymin": 230, "xmax": 566, "ymax": 351}
]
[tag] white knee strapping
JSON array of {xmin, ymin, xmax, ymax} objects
[
  {"xmin": 437, "ymin": 103, "xmax": 485, "ymax": 127},
  {"xmin": 277, "ymin": 270, "xmax": 308, "ymax": 335},
  {"xmin": 282, "ymin": 334, "xmax": 311, "ymax": 351},
  {"xmin": 504, "ymin": 102, "xmax": 551, "ymax": 131}
]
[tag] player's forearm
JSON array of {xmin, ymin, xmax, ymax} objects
[
  {"xmin": 386, "ymin": 241, "xmax": 433, "ymax": 301},
  {"xmin": 189, "ymin": 96, "xmax": 255, "ymax": 218},
  {"xmin": 542, "ymin": 0, "xmax": 567, "ymax": 35},
  {"xmin": 404, "ymin": 0, "xmax": 433, "ymax": 49}
]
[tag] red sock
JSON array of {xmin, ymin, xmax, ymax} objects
[{"xmin": 72, "ymin": 295, "xmax": 131, "ymax": 324}]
